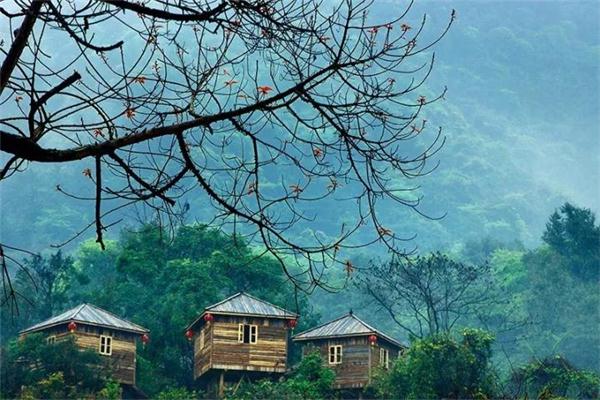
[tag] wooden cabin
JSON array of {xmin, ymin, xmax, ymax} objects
[
  {"xmin": 19, "ymin": 303, "xmax": 149, "ymax": 391},
  {"xmin": 185, "ymin": 292, "xmax": 298, "ymax": 393},
  {"xmin": 292, "ymin": 311, "xmax": 406, "ymax": 391}
]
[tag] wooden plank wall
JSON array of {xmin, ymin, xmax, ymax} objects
[
  {"xmin": 194, "ymin": 315, "xmax": 288, "ymax": 380},
  {"xmin": 302, "ymin": 337, "xmax": 370, "ymax": 389},
  {"xmin": 375, "ymin": 341, "xmax": 401, "ymax": 368},
  {"xmin": 194, "ymin": 322, "xmax": 213, "ymax": 379},
  {"xmin": 301, "ymin": 337, "xmax": 402, "ymax": 389},
  {"xmin": 70, "ymin": 328, "xmax": 137, "ymax": 385},
  {"xmin": 31, "ymin": 326, "xmax": 139, "ymax": 385}
]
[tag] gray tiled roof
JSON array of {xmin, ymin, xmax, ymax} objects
[
  {"xmin": 206, "ymin": 292, "xmax": 298, "ymax": 317},
  {"xmin": 20, "ymin": 303, "xmax": 149, "ymax": 334},
  {"xmin": 187, "ymin": 292, "xmax": 297, "ymax": 330},
  {"xmin": 292, "ymin": 312, "xmax": 405, "ymax": 348}
]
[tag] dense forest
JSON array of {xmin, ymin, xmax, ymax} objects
[
  {"xmin": 1, "ymin": 203, "xmax": 599, "ymax": 398},
  {"xmin": 1, "ymin": 0, "xmax": 599, "ymax": 399}
]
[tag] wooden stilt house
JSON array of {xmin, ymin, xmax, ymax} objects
[
  {"xmin": 19, "ymin": 303, "xmax": 149, "ymax": 389},
  {"xmin": 185, "ymin": 292, "xmax": 298, "ymax": 394},
  {"xmin": 292, "ymin": 311, "xmax": 406, "ymax": 391}
]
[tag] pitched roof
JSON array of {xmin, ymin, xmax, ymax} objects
[
  {"xmin": 20, "ymin": 303, "xmax": 149, "ymax": 335},
  {"xmin": 292, "ymin": 312, "xmax": 405, "ymax": 348},
  {"xmin": 187, "ymin": 292, "xmax": 297, "ymax": 330}
]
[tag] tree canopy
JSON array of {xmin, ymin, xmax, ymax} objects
[
  {"xmin": 1, "ymin": 334, "xmax": 110, "ymax": 399},
  {"xmin": 542, "ymin": 202, "xmax": 600, "ymax": 280}
]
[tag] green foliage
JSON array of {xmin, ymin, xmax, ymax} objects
[
  {"xmin": 481, "ymin": 204, "xmax": 600, "ymax": 372},
  {"xmin": 522, "ymin": 246, "xmax": 600, "ymax": 372},
  {"xmin": 462, "ymin": 236, "xmax": 524, "ymax": 265},
  {"xmin": 97, "ymin": 380, "xmax": 122, "ymax": 400},
  {"xmin": 542, "ymin": 202, "xmax": 600, "ymax": 280},
  {"xmin": 2, "ymin": 205, "xmax": 598, "ymax": 398},
  {"xmin": 227, "ymin": 352, "xmax": 335, "ymax": 400},
  {"xmin": 0, "ymin": 334, "xmax": 108, "ymax": 399},
  {"xmin": 157, "ymin": 387, "xmax": 200, "ymax": 400},
  {"xmin": 51, "ymin": 223, "xmax": 311, "ymax": 396},
  {"xmin": 510, "ymin": 356, "xmax": 600, "ymax": 399},
  {"xmin": 1, "ymin": 251, "xmax": 77, "ymax": 343},
  {"xmin": 20, "ymin": 372, "xmax": 70, "ymax": 400},
  {"xmin": 370, "ymin": 329, "xmax": 497, "ymax": 399}
]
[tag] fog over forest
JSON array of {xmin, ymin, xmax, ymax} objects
[{"xmin": 1, "ymin": 1, "xmax": 598, "ymax": 252}]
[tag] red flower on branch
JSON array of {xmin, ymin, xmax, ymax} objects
[
  {"xmin": 125, "ymin": 108, "xmax": 136, "ymax": 118},
  {"xmin": 257, "ymin": 85, "xmax": 273, "ymax": 96}
]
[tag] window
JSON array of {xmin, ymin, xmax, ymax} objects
[
  {"xmin": 379, "ymin": 348, "xmax": 389, "ymax": 369},
  {"xmin": 199, "ymin": 329, "xmax": 205, "ymax": 348},
  {"xmin": 46, "ymin": 335, "xmax": 56, "ymax": 344},
  {"xmin": 238, "ymin": 324, "xmax": 258, "ymax": 344},
  {"xmin": 329, "ymin": 345, "xmax": 342, "ymax": 364},
  {"xmin": 99, "ymin": 335, "xmax": 112, "ymax": 356}
]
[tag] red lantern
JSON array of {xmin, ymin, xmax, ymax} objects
[
  {"xmin": 185, "ymin": 329, "xmax": 194, "ymax": 341},
  {"xmin": 368, "ymin": 334, "xmax": 377, "ymax": 346},
  {"xmin": 203, "ymin": 313, "xmax": 214, "ymax": 323},
  {"xmin": 141, "ymin": 334, "xmax": 150, "ymax": 344},
  {"xmin": 287, "ymin": 319, "xmax": 298, "ymax": 329},
  {"xmin": 67, "ymin": 321, "xmax": 77, "ymax": 332}
]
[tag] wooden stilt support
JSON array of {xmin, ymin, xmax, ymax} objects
[
  {"xmin": 219, "ymin": 371, "xmax": 225, "ymax": 399},
  {"xmin": 218, "ymin": 370, "xmax": 225, "ymax": 398},
  {"xmin": 232, "ymin": 374, "xmax": 244, "ymax": 395}
]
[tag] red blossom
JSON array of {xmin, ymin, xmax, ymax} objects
[
  {"xmin": 125, "ymin": 108, "xmax": 136, "ymax": 118},
  {"xmin": 257, "ymin": 85, "xmax": 273, "ymax": 95},
  {"xmin": 132, "ymin": 76, "xmax": 146, "ymax": 85},
  {"xmin": 290, "ymin": 184, "xmax": 303, "ymax": 194}
]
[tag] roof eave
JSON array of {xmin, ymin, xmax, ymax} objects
[
  {"xmin": 19, "ymin": 319, "xmax": 149, "ymax": 336},
  {"xmin": 186, "ymin": 310, "xmax": 298, "ymax": 331},
  {"xmin": 293, "ymin": 332, "xmax": 406, "ymax": 348}
]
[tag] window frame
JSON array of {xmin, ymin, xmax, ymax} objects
[
  {"xmin": 99, "ymin": 334, "xmax": 113, "ymax": 356},
  {"xmin": 328, "ymin": 345, "xmax": 343, "ymax": 365},
  {"xmin": 238, "ymin": 323, "xmax": 258, "ymax": 344},
  {"xmin": 46, "ymin": 335, "xmax": 56, "ymax": 344},
  {"xmin": 379, "ymin": 347, "xmax": 389, "ymax": 369}
]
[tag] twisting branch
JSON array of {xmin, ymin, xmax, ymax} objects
[
  {"xmin": 1, "ymin": 0, "xmax": 455, "ymax": 299},
  {"xmin": 0, "ymin": 1, "xmax": 43, "ymax": 94},
  {"xmin": 108, "ymin": 152, "xmax": 177, "ymax": 206},
  {"xmin": 357, "ymin": 253, "xmax": 498, "ymax": 338},
  {"xmin": 28, "ymin": 71, "xmax": 81, "ymax": 137},
  {"xmin": 102, "ymin": 0, "xmax": 228, "ymax": 22},
  {"xmin": 94, "ymin": 155, "xmax": 105, "ymax": 250},
  {"xmin": 47, "ymin": 2, "xmax": 124, "ymax": 52}
]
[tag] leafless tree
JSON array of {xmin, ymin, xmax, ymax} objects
[
  {"xmin": 0, "ymin": 0, "xmax": 454, "ymax": 307},
  {"xmin": 358, "ymin": 252, "xmax": 496, "ymax": 338}
]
